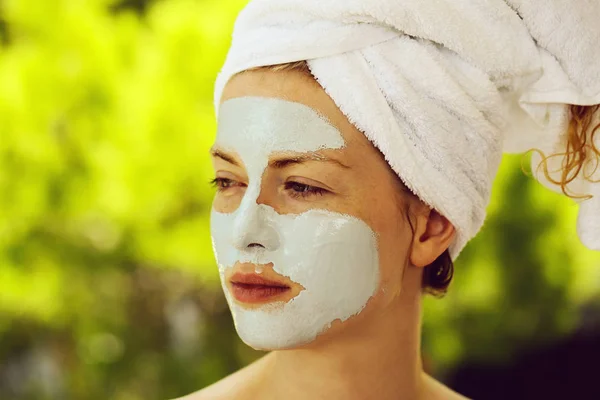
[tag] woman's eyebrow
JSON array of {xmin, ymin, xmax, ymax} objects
[
  {"xmin": 210, "ymin": 148, "xmax": 350, "ymax": 169},
  {"xmin": 210, "ymin": 148, "xmax": 240, "ymax": 166},
  {"xmin": 269, "ymin": 153, "xmax": 350, "ymax": 169}
]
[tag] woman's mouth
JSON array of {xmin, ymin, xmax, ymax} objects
[{"xmin": 229, "ymin": 273, "xmax": 291, "ymax": 304}]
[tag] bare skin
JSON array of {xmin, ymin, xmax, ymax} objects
[{"xmin": 177, "ymin": 68, "xmax": 466, "ymax": 400}]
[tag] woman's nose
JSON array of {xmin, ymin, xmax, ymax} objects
[{"xmin": 231, "ymin": 199, "xmax": 280, "ymax": 252}]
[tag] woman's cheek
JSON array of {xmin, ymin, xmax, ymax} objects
[{"xmin": 213, "ymin": 189, "xmax": 245, "ymax": 213}]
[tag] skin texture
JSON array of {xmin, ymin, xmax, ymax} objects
[{"xmin": 178, "ymin": 68, "xmax": 464, "ymax": 400}]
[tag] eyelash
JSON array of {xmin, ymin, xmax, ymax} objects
[
  {"xmin": 210, "ymin": 178, "xmax": 328, "ymax": 198},
  {"xmin": 210, "ymin": 178, "xmax": 244, "ymax": 191},
  {"xmin": 284, "ymin": 181, "xmax": 328, "ymax": 199}
]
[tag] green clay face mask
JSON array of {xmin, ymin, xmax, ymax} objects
[{"xmin": 210, "ymin": 97, "xmax": 380, "ymax": 349}]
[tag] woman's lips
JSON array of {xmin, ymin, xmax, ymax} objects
[{"xmin": 229, "ymin": 272, "xmax": 290, "ymax": 304}]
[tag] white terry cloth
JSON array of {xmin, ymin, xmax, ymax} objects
[{"xmin": 213, "ymin": 0, "xmax": 600, "ymax": 258}]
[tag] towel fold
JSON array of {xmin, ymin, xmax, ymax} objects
[{"xmin": 214, "ymin": 0, "xmax": 600, "ymax": 257}]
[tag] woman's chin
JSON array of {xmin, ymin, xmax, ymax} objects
[
  {"xmin": 237, "ymin": 324, "xmax": 340, "ymax": 352},
  {"xmin": 241, "ymin": 338, "xmax": 310, "ymax": 351}
]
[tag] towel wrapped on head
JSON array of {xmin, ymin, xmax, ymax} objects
[{"xmin": 214, "ymin": 0, "xmax": 600, "ymax": 258}]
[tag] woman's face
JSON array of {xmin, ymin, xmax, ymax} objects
[{"xmin": 210, "ymin": 68, "xmax": 417, "ymax": 350}]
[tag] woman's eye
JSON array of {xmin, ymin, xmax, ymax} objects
[
  {"xmin": 210, "ymin": 177, "xmax": 245, "ymax": 191},
  {"xmin": 284, "ymin": 181, "xmax": 328, "ymax": 198}
]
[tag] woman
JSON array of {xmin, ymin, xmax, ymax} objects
[{"xmin": 180, "ymin": 1, "xmax": 600, "ymax": 399}]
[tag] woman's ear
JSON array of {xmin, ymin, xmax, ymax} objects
[{"xmin": 409, "ymin": 207, "xmax": 455, "ymax": 268}]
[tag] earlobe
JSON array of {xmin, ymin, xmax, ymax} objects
[{"xmin": 409, "ymin": 209, "xmax": 455, "ymax": 268}]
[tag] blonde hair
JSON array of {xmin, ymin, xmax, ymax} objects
[
  {"xmin": 533, "ymin": 105, "xmax": 600, "ymax": 199},
  {"xmin": 250, "ymin": 60, "xmax": 311, "ymax": 74}
]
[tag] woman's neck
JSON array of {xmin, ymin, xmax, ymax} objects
[{"xmin": 254, "ymin": 289, "xmax": 424, "ymax": 400}]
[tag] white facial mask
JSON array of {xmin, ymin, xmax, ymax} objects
[{"xmin": 211, "ymin": 97, "xmax": 380, "ymax": 349}]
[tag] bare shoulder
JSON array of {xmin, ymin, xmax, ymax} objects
[
  {"xmin": 423, "ymin": 373, "xmax": 470, "ymax": 400},
  {"xmin": 172, "ymin": 358, "xmax": 265, "ymax": 400}
]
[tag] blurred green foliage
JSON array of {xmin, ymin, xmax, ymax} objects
[{"xmin": 0, "ymin": 1, "xmax": 599, "ymax": 399}]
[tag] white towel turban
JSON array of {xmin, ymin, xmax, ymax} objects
[{"xmin": 213, "ymin": 0, "xmax": 600, "ymax": 258}]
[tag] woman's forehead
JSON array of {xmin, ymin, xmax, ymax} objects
[
  {"xmin": 215, "ymin": 96, "xmax": 345, "ymax": 154},
  {"xmin": 221, "ymin": 68, "xmax": 322, "ymax": 105},
  {"xmin": 219, "ymin": 73, "xmax": 376, "ymax": 171},
  {"xmin": 220, "ymin": 69, "xmax": 366, "ymax": 145}
]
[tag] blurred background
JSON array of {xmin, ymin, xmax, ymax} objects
[{"xmin": 1, "ymin": 1, "xmax": 600, "ymax": 399}]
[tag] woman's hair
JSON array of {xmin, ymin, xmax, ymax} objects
[
  {"xmin": 247, "ymin": 60, "xmax": 600, "ymax": 297},
  {"xmin": 534, "ymin": 105, "xmax": 600, "ymax": 199}
]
